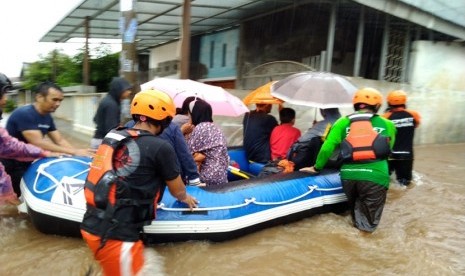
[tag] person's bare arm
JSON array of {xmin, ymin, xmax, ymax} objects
[
  {"xmin": 22, "ymin": 129, "xmax": 93, "ymax": 157},
  {"xmin": 192, "ymin": 152, "xmax": 206, "ymax": 170},
  {"xmin": 47, "ymin": 129, "xmax": 74, "ymax": 148},
  {"xmin": 166, "ymin": 175, "xmax": 198, "ymax": 210}
]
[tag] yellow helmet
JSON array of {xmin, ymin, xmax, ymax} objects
[
  {"xmin": 130, "ymin": 89, "xmax": 175, "ymax": 121},
  {"xmin": 353, "ymin": 87, "xmax": 383, "ymax": 106},
  {"xmin": 387, "ymin": 90, "xmax": 407, "ymax": 105}
]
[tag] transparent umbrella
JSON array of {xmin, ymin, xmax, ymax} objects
[{"xmin": 270, "ymin": 71, "xmax": 358, "ymax": 108}]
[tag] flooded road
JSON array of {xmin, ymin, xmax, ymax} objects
[{"xmin": 1, "ymin": 143, "xmax": 464, "ymax": 275}]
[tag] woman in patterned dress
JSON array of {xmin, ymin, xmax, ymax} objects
[{"xmin": 186, "ymin": 99, "xmax": 229, "ymax": 186}]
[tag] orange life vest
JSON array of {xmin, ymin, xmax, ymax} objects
[
  {"xmin": 82, "ymin": 128, "xmax": 154, "ymax": 246},
  {"xmin": 84, "ymin": 128, "xmax": 150, "ymax": 209},
  {"xmin": 340, "ymin": 113, "xmax": 390, "ymax": 163}
]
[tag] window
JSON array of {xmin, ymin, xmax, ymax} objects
[
  {"xmin": 209, "ymin": 41, "xmax": 215, "ymax": 68},
  {"xmin": 222, "ymin": 43, "xmax": 227, "ymax": 67}
]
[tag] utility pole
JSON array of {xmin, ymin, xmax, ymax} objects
[
  {"xmin": 180, "ymin": 0, "xmax": 191, "ymax": 79},
  {"xmin": 83, "ymin": 16, "xmax": 90, "ymax": 85},
  {"xmin": 120, "ymin": 0, "xmax": 138, "ymax": 87}
]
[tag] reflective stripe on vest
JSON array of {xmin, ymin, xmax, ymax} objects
[{"xmin": 85, "ymin": 128, "xmax": 147, "ymax": 209}]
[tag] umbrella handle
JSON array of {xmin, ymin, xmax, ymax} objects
[{"xmin": 313, "ymin": 108, "xmax": 318, "ymax": 125}]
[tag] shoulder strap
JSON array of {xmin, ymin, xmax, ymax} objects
[
  {"xmin": 347, "ymin": 113, "xmax": 375, "ymax": 122},
  {"xmin": 321, "ymin": 123, "xmax": 332, "ymax": 141},
  {"xmin": 102, "ymin": 127, "xmax": 151, "ymax": 149}
]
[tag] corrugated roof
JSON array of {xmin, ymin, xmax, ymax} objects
[
  {"xmin": 40, "ymin": 0, "xmax": 465, "ymax": 50},
  {"xmin": 39, "ymin": 0, "xmax": 298, "ymax": 52}
]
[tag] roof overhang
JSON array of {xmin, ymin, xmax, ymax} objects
[
  {"xmin": 352, "ymin": 0, "xmax": 465, "ymax": 40},
  {"xmin": 40, "ymin": 0, "xmax": 465, "ymax": 52},
  {"xmin": 39, "ymin": 0, "xmax": 304, "ymax": 52}
]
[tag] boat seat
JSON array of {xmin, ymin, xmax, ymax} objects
[
  {"xmin": 227, "ymin": 147, "xmax": 266, "ymax": 180},
  {"xmin": 248, "ymin": 162, "xmax": 265, "ymax": 176},
  {"xmin": 228, "ymin": 148, "xmax": 250, "ymax": 172}
]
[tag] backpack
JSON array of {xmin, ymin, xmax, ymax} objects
[
  {"xmin": 258, "ymin": 158, "xmax": 295, "ymax": 177},
  {"xmin": 340, "ymin": 113, "xmax": 390, "ymax": 163},
  {"xmin": 287, "ymin": 136, "xmax": 322, "ymax": 170},
  {"xmin": 287, "ymin": 122, "xmax": 342, "ymax": 170}
]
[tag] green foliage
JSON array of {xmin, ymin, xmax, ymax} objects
[
  {"xmin": 22, "ymin": 44, "xmax": 120, "ymax": 92},
  {"xmin": 22, "ymin": 49, "xmax": 81, "ymax": 90},
  {"xmin": 90, "ymin": 52, "xmax": 120, "ymax": 92},
  {"xmin": 3, "ymin": 99, "xmax": 17, "ymax": 113}
]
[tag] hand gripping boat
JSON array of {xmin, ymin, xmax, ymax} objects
[{"xmin": 19, "ymin": 150, "xmax": 347, "ymax": 244}]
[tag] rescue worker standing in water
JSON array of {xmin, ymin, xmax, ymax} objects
[
  {"xmin": 300, "ymin": 88, "xmax": 396, "ymax": 232},
  {"xmin": 383, "ymin": 90, "xmax": 421, "ymax": 186},
  {"xmin": 80, "ymin": 89, "xmax": 198, "ymax": 276}
]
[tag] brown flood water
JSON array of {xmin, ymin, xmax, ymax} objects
[{"xmin": 1, "ymin": 142, "xmax": 465, "ymax": 275}]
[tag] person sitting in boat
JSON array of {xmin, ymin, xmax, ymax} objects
[
  {"xmin": 185, "ymin": 99, "xmax": 229, "ymax": 186},
  {"xmin": 270, "ymin": 107, "xmax": 301, "ymax": 160},
  {"xmin": 287, "ymin": 108, "xmax": 341, "ymax": 170},
  {"xmin": 172, "ymin": 96, "xmax": 196, "ymax": 129},
  {"xmin": 243, "ymin": 103, "xmax": 278, "ymax": 163},
  {"xmin": 125, "ymin": 118, "xmax": 203, "ymax": 186},
  {"xmin": 81, "ymin": 89, "xmax": 198, "ymax": 276},
  {"xmin": 0, "ymin": 73, "xmax": 64, "ymax": 206}
]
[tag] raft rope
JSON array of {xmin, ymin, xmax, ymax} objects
[
  {"xmin": 32, "ymin": 158, "xmax": 91, "ymax": 194},
  {"xmin": 158, "ymin": 184, "xmax": 342, "ymax": 212},
  {"xmin": 29, "ymin": 158, "xmax": 342, "ymax": 211}
]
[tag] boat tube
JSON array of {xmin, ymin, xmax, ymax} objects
[{"xmin": 19, "ymin": 150, "xmax": 347, "ymax": 244}]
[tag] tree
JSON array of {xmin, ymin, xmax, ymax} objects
[
  {"xmin": 83, "ymin": 44, "xmax": 120, "ymax": 92},
  {"xmin": 22, "ymin": 45, "xmax": 120, "ymax": 92},
  {"xmin": 22, "ymin": 49, "xmax": 80, "ymax": 90}
]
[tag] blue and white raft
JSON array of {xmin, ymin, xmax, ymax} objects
[{"xmin": 19, "ymin": 151, "xmax": 347, "ymax": 244}]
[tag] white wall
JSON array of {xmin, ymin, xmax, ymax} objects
[
  {"xmin": 53, "ymin": 93, "xmax": 103, "ymax": 137},
  {"xmin": 409, "ymin": 41, "xmax": 465, "ymax": 90},
  {"xmin": 149, "ymin": 41, "xmax": 180, "ymax": 67}
]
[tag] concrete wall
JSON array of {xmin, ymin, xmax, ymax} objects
[
  {"xmin": 190, "ymin": 81, "xmax": 463, "ymax": 147},
  {"xmin": 215, "ymin": 78, "xmax": 465, "ymax": 146},
  {"xmin": 51, "ymin": 77, "xmax": 465, "ymax": 147},
  {"xmin": 53, "ymin": 92, "xmax": 103, "ymax": 137},
  {"xmin": 348, "ymin": 78, "xmax": 465, "ymax": 145},
  {"xmin": 409, "ymin": 41, "xmax": 465, "ymax": 91},
  {"xmin": 148, "ymin": 41, "xmax": 180, "ymax": 79}
]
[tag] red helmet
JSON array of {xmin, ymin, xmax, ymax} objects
[{"xmin": 387, "ymin": 90, "xmax": 407, "ymax": 105}]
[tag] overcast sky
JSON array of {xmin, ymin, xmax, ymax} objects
[{"xmin": 0, "ymin": 0, "xmax": 120, "ymax": 78}]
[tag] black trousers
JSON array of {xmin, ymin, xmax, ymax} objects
[
  {"xmin": 0, "ymin": 159, "xmax": 31, "ymax": 197},
  {"xmin": 342, "ymin": 179, "xmax": 388, "ymax": 232},
  {"xmin": 388, "ymin": 159, "xmax": 413, "ymax": 185}
]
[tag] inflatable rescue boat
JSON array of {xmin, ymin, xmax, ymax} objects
[{"xmin": 19, "ymin": 148, "xmax": 347, "ymax": 244}]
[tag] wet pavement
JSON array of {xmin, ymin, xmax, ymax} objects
[{"xmin": 53, "ymin": 117, "xmax": 92, "ymax": 148}]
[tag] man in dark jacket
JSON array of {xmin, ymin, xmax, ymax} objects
[
  {"xmin": 383, "ymin": 90, "xmax": 421, "ymax": 186},
  {"xmin": 91, "ymin": 77, "xmax": 132, "ymax": 149},
  {"xmin": 242, "ymin": 103, "xmax": 278, "ymax": 163}
]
